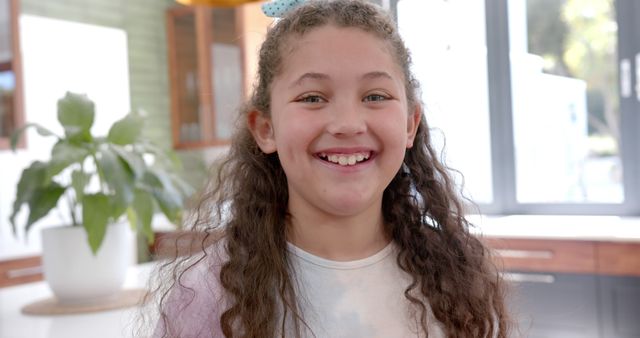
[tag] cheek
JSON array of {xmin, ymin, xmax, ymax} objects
[
  {"xmin": 273, "ymin": 121, "xmax": 313, "ymax": 166},
  {"xmin": 274, "ymin": 113, "xmax": 321, "ymax": 146},
  {"xmin": 275, "ymin": 121, "xmax": 304, "ymax": 147},
  {"xmin": 377, "ymin": 116, "xmax": 409, "ymax": 145},
  {"xmin": 380, "ymin": 121, "xmax": 411, "ymax": 165}
]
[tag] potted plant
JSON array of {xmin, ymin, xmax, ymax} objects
[{"xmin": 9, "ymin": 92, "xmax": 192, "ymax": 304}]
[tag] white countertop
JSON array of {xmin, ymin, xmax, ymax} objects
[
  {"xmin": 470, "ymin": 215, "xmax": 640, "ymax": 242},
  {"xmin": 0, "ymin": 263, "xmax": 154, "ymax": 338}
]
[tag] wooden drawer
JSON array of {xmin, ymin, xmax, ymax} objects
[
  {"xmin": 596, "ymin": 242, "xmax": 640, "ymax": 277},
  {"xmin": 0, "ymin": 256, "xmax": 43, "ymax": 288},
  {"xmin": 483, "ymin": 238, "xmax": 597, "ymax": 274}
]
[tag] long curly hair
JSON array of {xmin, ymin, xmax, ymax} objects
[{"xmin": 146, "ymin": 1, "xmax": 511, "ymax": 337}]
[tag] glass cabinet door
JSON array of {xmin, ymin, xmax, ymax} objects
[
  {"xmin": 210, "ymin": 8, "xmax": 242, "ymax": 140},
  {"xmin": 0, "ymin": 0, "xmax": 23, "ymax": 149},
  {"xmin": 166, "ymin": 3, "xmax": 271, "ymax": 149},
  {"xmin": 169, "ymin": 9, "xmax": 202, "ymax": 145}
]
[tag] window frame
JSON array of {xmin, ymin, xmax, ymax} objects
[
  {"xmin": 481, "ymin": 0, "xmax": 640, "ymax": 216},
  {"xmin": 0, "ymin": 0, "xmax": 25, "ymax": 150},
  {"xmin": 395, "ymin": 0, "xmax": 640, "ymax": 216}
]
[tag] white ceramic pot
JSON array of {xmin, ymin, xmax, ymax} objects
[{"xmin": 41, "ymin": 222, "xmax": 134, "ymax": 305}]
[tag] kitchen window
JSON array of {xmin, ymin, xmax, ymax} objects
[{"xmin": 398, "ymin": 0, "xmax": 640, "ymax": 215}]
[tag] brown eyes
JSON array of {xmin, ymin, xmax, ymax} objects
[
  {"xmin": 298, "ymin": 95, "xmax": 326, "ymax": 103},
  {"xmin": 296, "ymin": 93, "xmax": 390, "ymax": 104},
  {"xmin": 363, "ymin": 94, "xmax": 389, "ymax": 102}
]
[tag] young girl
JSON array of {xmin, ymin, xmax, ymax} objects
[{"xmin": 148, "ymin": 1, "xmax": 510, "ymax": 337}]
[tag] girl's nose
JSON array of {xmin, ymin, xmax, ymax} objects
[{"xmin": 326, "ymin": 100, "xmax": 367, "ymax": 136}]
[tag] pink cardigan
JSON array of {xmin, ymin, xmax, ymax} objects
[{"xmin": 153, "ymin": 245, "xmax": 228, "ymax": 338}]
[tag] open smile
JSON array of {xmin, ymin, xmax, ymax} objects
[{"xmin": 316, "ymin": 151, "xmax": 374, "ymax": 166}]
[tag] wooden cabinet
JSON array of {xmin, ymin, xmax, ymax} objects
[
  {"xmin": 0, "ymin": 0, "xmax": 25, "ymax": 149},
  {"xmin": 484, "ymin": 238, "xmax": 640, "ymax": 276},
  {"xmin": 596, "ymin": 242, "xmax": 640, "ymax": 277},
  {"xmin": 484, "ymin": 238, "xmax": 598, "ymax": 274},
  {"xmin": 600, "ymin": 276, "xmax": 640, "ymax": 338},
  {"xmin": 508, "ymin": 273, "xmax": 600, "ymax": 338},
  {"xmin": 166, "ymin": 3, "xmax": 272, "ymax": 149},
  {"xmin": 508, "ymin": 273, "xmax": 640, "ymax": 338},
  {"xmin": 484, "ymin": 238, "xmax": 640, "ymax": 338},
  {"xmin": 0, "ymin": 256, "xmax": 43, "ymax": 288}
]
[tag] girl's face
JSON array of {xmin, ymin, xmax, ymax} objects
[{"xmin": 251, "ymin": 25, "xmax": 420, "ymax": 222}]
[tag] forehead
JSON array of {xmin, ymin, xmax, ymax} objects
[{"xmin": 278, "ymin": 25, "xmax": 403, "ymax": 79}]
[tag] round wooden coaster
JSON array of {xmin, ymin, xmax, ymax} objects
[{"xmin": 21, "ymin": 289, "xmax": 148, "ymax": 316}]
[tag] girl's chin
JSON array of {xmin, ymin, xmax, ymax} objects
[{"xmin": 321, "ymin": 197, "xmax": 380, "ymax": 218}]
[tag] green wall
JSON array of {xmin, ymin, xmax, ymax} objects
[
  {"xmin": 20, "ymin": 0, "xmax": 175, "ymax": 148},
  {"xmin": 20, "ymin": 0, "xmax": 211, "ymax": 189}
]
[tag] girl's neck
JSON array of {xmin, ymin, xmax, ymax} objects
[{"xmin": 287, "ymin": 204, "xmax": 390, "ymax": 262}]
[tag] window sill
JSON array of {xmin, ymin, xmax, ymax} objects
[{"xmin": 469, "ymin": 214, "xmax": 640, "ymax": 242}]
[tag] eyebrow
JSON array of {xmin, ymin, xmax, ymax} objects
[
  {"xmin": 361, "ymin": 71, "xmax": 394, "ymax": 81},
  {"xmin": 289, "ymin": 71, "xmax": 395, "ymax": 89},
  {"xmin": 289, "ymin": 72, "xmax": 330, "ymax": 89}
]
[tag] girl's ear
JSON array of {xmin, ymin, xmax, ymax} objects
[
  {"xmin": 406, "ymin": 105, "xmax": 421, "ymax": 149},
  {"xmin": 248, "ymin": 110, "xmax": 277, "ymax": 154}
]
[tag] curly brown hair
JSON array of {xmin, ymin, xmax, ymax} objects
[{"xmin": 146, "ymin": 1, "xmax": 511, "ymax": 337}]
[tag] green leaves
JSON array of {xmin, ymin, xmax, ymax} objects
[
  {"xmin": 143, "ymin": 168, "xmax": 184, "ymax": 224},
  {"xmin": 111, "ymin": 145, "xmax": 145, "ymax": 178},
  {"xmin": 57, "ymin": 92, "xmax": 95, "ymax": 143},
  {"xmin": 26, "ymin": 184, "xmax": 66, "ymax": 233},
  {"xmin": 9, "ymin": 92, "xmax": 193, "ymax": 256},
  {"xmin": 95, "ymin": 146, "xmax": 135, "ymax": 219},
  {"xmin": 10, "ymin": 161, "xmax": 66, "ymax": 234},
  {"xmin": 10, "ymin": 123, "xmax": 57, "ymax": 151},
  {"xmin": 129, "ymin": 189, "xmax": 154, "ymax": 244},
  {"xmin": 47, "ymin": 141, "xmax": 90, "ymax": 180},
  {"xmin": 82, "ymin": 193, "xmax": 111, "ymax": 254},
  {"xmin": 10, "ymin": 162, "xmax": 66, "ymax": 235},
  {"xmin": 10, "ymin": 161, "xmax": 49, "ymax": 234},
  {"xmin": 107, "ymin": 113, "xmax": 144, "ymax": 145},
  {"xmin": 71, "ymin": 170, "xmax": 91, "ymax": 203}
]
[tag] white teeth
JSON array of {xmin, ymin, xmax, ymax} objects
[
  {"xmin": 347, "ymin": 155, "xmax": 356, "ymax": 165},
  {"xmin": 320, "ymin": 152, "xmax": 371, "ymax": 166}
]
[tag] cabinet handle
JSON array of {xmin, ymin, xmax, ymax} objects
[
  {"xmin": 503, "ymin": 272, "xmax": 555, "ymax": 284},
  {"xmin": 635, "ymin": 53, "xmax": 640, "ymax": 102},
  {"xmin": 495, "ymin": 249, "xmax": 553, "ymax": 259},
  {"xmin": 621, "ymin": 58, "xmax": 632, "ymax": 98},
  {"xmin": 5, "ymin": 266, "xmax": 43, "ymax": 279}
]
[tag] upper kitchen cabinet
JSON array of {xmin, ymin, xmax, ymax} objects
[
  {"xmin": 166, "ymin": 3, "xmax": 271, "ymax": 149},
  {"xmin": 0, "ymin": 0, "xmax": 24, "ymax": 150}
]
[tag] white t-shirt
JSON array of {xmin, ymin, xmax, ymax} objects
[
  {"xmin": 154, "ymin": 240, "xmax": 444, "ymax": 338},
  {"xmin": 286, "ymin": 241, "xmax": 444, "ymax": 338}
]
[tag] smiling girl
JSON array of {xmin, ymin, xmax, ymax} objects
[{"xmin": 149, "ymin": 1, "xmax": 510, "ymax": 337}]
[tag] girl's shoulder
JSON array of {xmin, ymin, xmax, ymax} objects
[
  {"xmin": 177, "ymin": 233, "xmax": 229, "ymax": 289},
  {"xmin": 153, "ymin": 234, "xmax": 229, "ymax": 338}
]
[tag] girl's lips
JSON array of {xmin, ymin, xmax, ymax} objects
[{"xmin": 315, "ymin": 147, "xmax": 375, "ymax": 154}]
